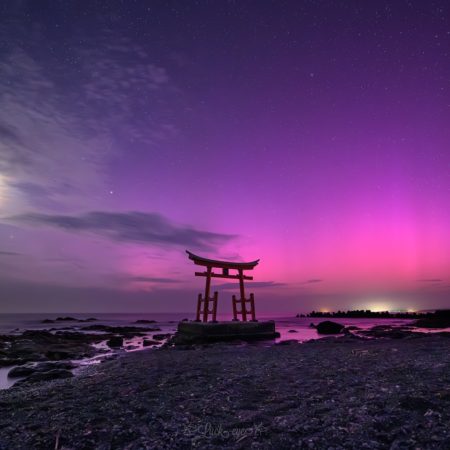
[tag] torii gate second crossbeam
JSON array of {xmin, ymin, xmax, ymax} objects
[{"xmin": 186, "ymin": 250, "xmax": 260, "ymax": 322}]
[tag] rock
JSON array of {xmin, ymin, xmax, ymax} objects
[
  {"xmin": 414, "ymin": 318, "xmax": 450, "ymax": 329},
  {"xmin": 21, "ymin": 330, "xmax": 54, "ymax": 341},
  {"xmin": 152, "ymin": 334, "xmax": 172, "ymax": 341},
  {"xmin": 316, "ymin": 321, "xmax": 345, "ymax": 334},
  {"xmin": 41, "ymin": 319, "xmax": 55, "ymax": 324},
  {"xmin": 181, "ymin": 318, "xmax": 189, "ymax": 322},
  {"xmin": 107, "ymin": 336, "xmax": 124, "ymax": 348},
  {"xmin": 0, "ymin": 358, "xmax": 24, "ymax": 367},
  {"xmin": 35, "ymin": 361, "xmax": 76, "ymax": 371},
  {"xmin": 17, "ymin": 369, "xmax": 73, "ymax": 384},
  {"xmin": 8, "ymin": 364, "xmax": 36, "ymax": 378},
  {"xmin": 125, "ymin": 345, "xmax": 139, "ymax": 351},
  {"xmin": 135, "ymin": 320, "xmax": 157, "ymax": 324},
  {"xmin": 82, "ymin": 325, "xmax": 161, "ymax": 335},
  {"xmin": 142, "ymin": 339, "xmax": 160, "ymax": 347},
  {"xmin": 45, "ymin": 350, "xmax": 72, "ymax": 360},
  {"xmin": 309, "ymin": 322, "xmax": 316, "ymax": 328},
  {"xmin": 288, "ymin": 329, "xmax": 298, "ymax": 333},
  {"xmin": 276, "ymin": 340, "xmax": 298, "ymax": 345},
  {"xmin": 55, "ymin": 317, "xmax": 78, "ymax": 321},
  {"xmin": 8, "ymin": 361, "xmax": 76, "ymax": 378},
  {"xmin": 359, "ymin": 326, "xmax": 416, "ymax": 339}
]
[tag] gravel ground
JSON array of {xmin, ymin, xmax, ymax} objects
[{"xmin": 1, "ymin": 334, "xmax": 450, "ymax": 449}]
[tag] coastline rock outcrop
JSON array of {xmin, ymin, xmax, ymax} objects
[{"xmin": 316, "ymin": 321, "xmax": 345, "ymax": 334}]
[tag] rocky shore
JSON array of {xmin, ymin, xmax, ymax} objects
[{"xmin": 1, "ymin": 332, "xmax": 450, "ymax": 449}]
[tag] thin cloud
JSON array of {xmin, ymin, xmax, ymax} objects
[
  {"xmin": 0, "ymin": 251, "xmax": 21, "ymax": 256},
  {"xmin": 302, "ymin": 279, "xmax": 323, "ymax": 284},
  {"xmin": 10, "ymin": 211, "xmax": 237, "ymax": 251},
  {"xmin": 417, "ymin": 279, "xmax": 442, "ymax": 283},
  {"xmin": 130, "ymin": 276, "xmax": 181, "ymax": 284},
  {"xmin": 216, "ymin": 281, "xmax": 286, "ymax": 289}
]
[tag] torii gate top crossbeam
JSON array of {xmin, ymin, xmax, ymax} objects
[{"xmin": 185, "ymin": 250, "xmax": 259, "ymax": 271}]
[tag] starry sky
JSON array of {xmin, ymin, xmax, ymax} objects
[{"xmin": 0, "ymin": 1, "xmax": 449, "ymax": 313}]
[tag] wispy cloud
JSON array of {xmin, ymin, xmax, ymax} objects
[
  {"xmin": 301, "ymin": 279, "xmax": 323, "ymax": 284},
  {"xmin": 0, "ymin": 250, "xmax": 21, "ymax": 256},
  {"xmin": 417, "ymin": 279, "xmax": 442, "ymax": 283},
  {"xmin": 10, "ymin": 211, "xmax": 237, "ymax": 251},
  {"xmin": 0, "ymin": 30, "xmax": 182, "ymax": 212},
  {"xmin": 216, "ymin": 281, "xmax": 285, "ymax": 289},
  {"xmin": 129, "ymin": 276, "xmax": 181, "ymax": 284}
]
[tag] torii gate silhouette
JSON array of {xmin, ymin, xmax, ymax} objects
[{"xmin": 186, "ymin": 250, "xmax": 259, "ymax": 322}]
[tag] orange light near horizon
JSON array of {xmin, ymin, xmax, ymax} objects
[{"xmin": 364, "ymin": 301, "xmax": 392, "ymax": 312}]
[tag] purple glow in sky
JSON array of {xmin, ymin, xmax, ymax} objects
[{"xmin": 0, "ymin": 1, "xmax": 449, "ymax": 313}]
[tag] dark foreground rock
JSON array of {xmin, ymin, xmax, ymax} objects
[
  {"xmin": 142, "ymin": 339, "xmax": 160, "ymax": 347},
  {"xmin": 107, "ymin": 336, "xmax": 124, "ymax": 348},
  {"xmin": 8, "ymin": 361, "xmax": 76, "ymax": 378},
  {"xmin": 0, "ymin": 330, "xmax": 103, "ymax": 366},
  {"xmin": 316, "ymin": 320, "xmax": 345, "ymax": 334},
  {"xmin": 15, "ymin": 369, "xmax": 74, "ymax": 385},
  {"xmin": 1, "ymin": 335, "xmax": 450, "ymax": 449}
]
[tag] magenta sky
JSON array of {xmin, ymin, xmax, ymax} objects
[{"xmin": 0, "ymin": 1, "xmax": 449, "ymax": 313}]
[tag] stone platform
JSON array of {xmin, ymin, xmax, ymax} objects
[{"xmin": 172, "ymin": 320, "xmax": 279, "ymax": 345}]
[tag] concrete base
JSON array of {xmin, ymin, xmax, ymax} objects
[{"xmin": 173, "ymin": 320, "xmax": 279, "ymax": 345}]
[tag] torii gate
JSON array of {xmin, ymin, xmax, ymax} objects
[{"xmin": 186, "ymin": 250, "xmax": 259, "ymax": 322}]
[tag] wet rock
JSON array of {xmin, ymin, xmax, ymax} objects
[
  {"xmin": 316, "ymin": 321, "xmax": 345, "ymax": 334},
  {"xmin": 152, "ymin": 334, "xmax": 172, "ymax": 341},
  {"xmin": 142, "ymin": 339, "xmax": 160, "ymax": 347},
  {"xmin": 45, "ymin": 350, "xmax": 73, "ymax": 360},
  {"xmin": 125, "ymin": 345, "xmax": 139, "ymax": 351},
  {"xmin": 359, "ymin": 326, "xmax": 417, "ymax": 339},
  {"xmin": 8, "ymin": 361, "xmax": 76, "ymax": 378},
  {"xmin": 7, "ymin": 364, "xmax": 36, "ymax": 378},
  {"xmin": 41, "ymin": 319, "xmax": 55, "ymax": 324},
  {"xmin": 276, "ymin": 340, "xmax": 298, "ymax": 345},
  {"xmin": 16, "ymin": 369, "xmax": 74, "ymax": 384},
  {"xmin": 134, "ymin": 320, "xmax": 157, "ymax": 324},
  {"xmin": 107, "ymin": 336, "xmax": 124, "ymax": 348},
  {"xmin": 288, "ymin": 329, "xmax": 298, "ymax": 333},
  {"xmin": 82, "ymin": 325, "xmax": 161, "ymax": 335},
  {"xmin": 414, "ymin": 317, "xmax": 450, "ymax": 329}
]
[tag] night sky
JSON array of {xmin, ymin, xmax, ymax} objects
[{"xmin": 0, "ymin": 1, "xmax": 449, "ymax": 313}]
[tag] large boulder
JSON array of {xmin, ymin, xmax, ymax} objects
[
  {"xmin": 316, "ymin": 321, "xmax": 345, "ymax": 334},
  {"xmin": 107, "ymin": 336, "xmax": 124, "ymax": 348}
]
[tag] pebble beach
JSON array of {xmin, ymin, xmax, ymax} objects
[{"xmin": 1, "ymin": 332, "xmax": 450, "ymax": 449}]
